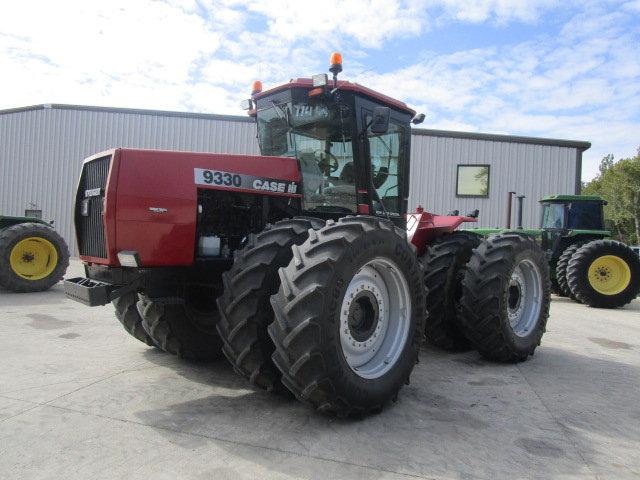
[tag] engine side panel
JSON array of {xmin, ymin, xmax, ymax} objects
[{"xmin": 79, "ymin": 148, "xmax": 301, "ymax": 267}]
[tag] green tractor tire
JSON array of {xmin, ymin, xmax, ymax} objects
[
  {"xmin": 566, "ymin": 240, "xmax": 640, "ymax": 309},
  {"xmin": 0, "ymin": 222, "xmax": 70, "ymax": 293}
]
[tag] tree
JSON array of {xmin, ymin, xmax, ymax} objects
[{"xmin": 583, "ymin": 148, "xmax": 640, "ymax": 244}]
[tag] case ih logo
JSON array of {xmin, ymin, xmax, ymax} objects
[{"xmin": 194, "ymin": 168, "xmax": 298, "ymax": 195}]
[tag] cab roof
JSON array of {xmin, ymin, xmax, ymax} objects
[
  {"xmin": 540, "ymin": 194, "xmax": 604, "ymax": 203},
  {"xmin": 253, "ymin": 78, "xmax": 416, "ymax": 117}
]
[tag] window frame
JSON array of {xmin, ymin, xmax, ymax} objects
[
  {"xmin": 455, "ymin": 164, "xmax": 491, "ymax": 198},
  {"xmin": 24, "ymin": 209, "xmax": 43, "ymax": 219}
]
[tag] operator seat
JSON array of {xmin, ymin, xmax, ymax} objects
[
  {"xmin": 298, "ymin": 151, "xmax": 323, "ymax": 194},
  {"xmin": 340, "ymin": 162, "xmax": 355, "ymax": 184}
]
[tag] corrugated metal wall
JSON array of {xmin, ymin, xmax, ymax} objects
[
  {"xmin": 0, "ymin": 107, "xmax": 259, "ymax": 255},
  {"xmin": 0, "ymin": 106, "xmax": 579, "ymax": 255},
  {"xmin": 409, "ymin": 134, "xmax": 578, "ymax": 228}
]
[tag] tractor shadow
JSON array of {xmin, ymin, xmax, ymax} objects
[{"xmin": 134, "ymin": 343, "xmax": 640, "ymax": 479}]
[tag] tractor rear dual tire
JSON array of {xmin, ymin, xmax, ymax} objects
[
  {"xmin": 459, "ymin": 232, "xmax": 550, "ymax": 362},
  {"xmin": 216, "ymin": 217, "xmax": 325, "ymax": 391},
  {"xmin": 567, "ymin": 240, "xmax": 640, "ymax": 308},
  {"xmin": 420, "ymin": 231, "xmax": 481, "ymax": 351},
  {"xmin": 0, "ymin": 222, "xmax": 69, "ymax": 293},
  {"xmin": 556, "ymin": 242, "xmax": 586, "ymax": 301},
  {"xmin": 138, "ymin": 286, "xmax": 223, "ymax": 361},
  {"xmin": 269, "ymin": 216, "xmax": 426, "ymax": 416}
]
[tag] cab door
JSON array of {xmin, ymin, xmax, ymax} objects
[
  {"xmin": 541, "ymin": 202, "xmax": 568, "ymax": 258},
  {"xmin": 355, "ymin": 99, "xmax": 411, "ymax": 228}
]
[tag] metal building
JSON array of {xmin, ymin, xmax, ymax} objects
[{"xmin": 0, "ymin": 104, "xmax": 590, "ymax": 255}]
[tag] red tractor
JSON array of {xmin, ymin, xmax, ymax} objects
[{"xmin": 65, "ymin": 53, "xmax": 550, "ymax": 416}]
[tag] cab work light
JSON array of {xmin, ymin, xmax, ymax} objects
[{"xmin": 312, "ymin": 73, "xmax": 328, "ymax": 87}]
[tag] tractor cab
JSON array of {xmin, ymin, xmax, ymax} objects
[
  {"xmin": 245, "ymin": 54, "xmax": 422, "ymax": 227},
  {"xmin": 540, "ymin": 195, "xmax": 606, "ymax": 232},
  {"xmin": 539, "ymin": 194, "xmax": 609, "ymax": 257}
]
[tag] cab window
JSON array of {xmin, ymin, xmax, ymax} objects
[
  {"xmin": 567, "ymin": 202, "xmax": 603, "ymax": 229},
  {"xmin": 542, "ymin": 203, "xmax": 565, "ymax": 229},
  {"xmin": 367, "ymin": 120, "xmax": 404, "ymax": 215}
]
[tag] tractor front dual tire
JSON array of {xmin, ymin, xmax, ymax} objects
[
  {"xmin": 138, "ymin": 286, "xmax": 223, "ymax": 361},
  {"xmin": 113, "ymin": 293, "xmax": 156, "ymax": 347},
  {"xmin": 420, "ymin": 231, "xmax": 481, "ymax": 351},
  {"xmin": 269, "ymin": 216, "xmax": 425, "ymax": 416},
  {"xmin": 550, "ymin": 274, "xmax": 563, "ymax": 296},
  {"xmin": 556, "ymin": 242, "xmax": 586, "ymax": 301},
  {"xmin": 459, "ymin": 232, "xmax": 550, "ymax": 362},
  {"xmin": 0, "ymin": 222, "xmax": 69, "ymax": 293},
  {"xmin": 567, "ymin": 240, "xmax": 640, "ymax": 309},
  {"xmin": 216, "ymin": 217, "xmax": 325, "ymax": 391}
]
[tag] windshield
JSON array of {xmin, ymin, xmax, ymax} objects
[
  {"xmin": 257, "ymin": 97, "xmax": 356, "ymax": 213},
  {"xmin": 567, "ymin": 202, "xmax": 603, "ymax": 229},
  {"xmin": 541, "ymin": 203, "xmax": 565, "ymax": 229}
]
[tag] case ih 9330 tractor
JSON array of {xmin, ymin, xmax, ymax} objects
[{"xmin": 65, "ymin": 53, "xmax": 550, "ymax": 416}]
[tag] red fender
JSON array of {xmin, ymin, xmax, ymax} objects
[{"xmin": 406, "ymin": 206, "xmax": 477, "ymax": 257}]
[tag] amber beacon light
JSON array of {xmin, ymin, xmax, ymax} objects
[
  {"xmin": 251, "ymin": 80, "xmax": 263, "ymax": 95},
  {"xmin": 329, "ymin": 52, "xmax": 343, "ymax": 75}
]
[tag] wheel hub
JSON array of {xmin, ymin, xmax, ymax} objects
[
  {"xmin": 9, "ymin": 237, "xmax": 58, "ymax": 280},
  {"xmin": 588, "ymin": 255, "xmax": 630, "ymax": 295},
  {"xmin": 507, "ymin": 259, "xmax": 542, "ymax": 337},
  {"xmin": 339, "ymin": 258, "xmax": 411, "ymax": 379},
  {"xmin": 347, "ymin": 290, "xmax": 380, "ymax": 342},
  {"xmin": 342, "ymin": 283, "xmax": 385, "ymax": 353}
]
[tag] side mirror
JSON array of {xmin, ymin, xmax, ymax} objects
[
  {"xmin": 412, "ymin": 113, "xmax": 425, "ymax": 125},
  {"xmin": 370, "ymin": 106, "xmax": 390, "ymax": 134}
]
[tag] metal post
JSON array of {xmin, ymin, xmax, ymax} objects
[
  {"xmin": 506, "ymin": 191, "xmax": 515, "ymax": 229},
  {"xmin": 516, "ymin": 195, "xmax": 525, "ymax": 229}
]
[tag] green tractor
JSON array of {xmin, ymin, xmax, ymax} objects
[
  {"xmin": 470, "ymin": 194, "xmax": 639, "ymax": 309},
  {"xmin": 0, "ymin": 216, "xmax": 69, "ymax": 292}
]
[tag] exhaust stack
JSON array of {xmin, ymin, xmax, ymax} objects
[
  {"xmin": 505, "ymin": 191, "xmax": 515, "ymax": 228},
  {"xmin": 516, "ymin": 195, "xmax": 525, "ymax": 229}
]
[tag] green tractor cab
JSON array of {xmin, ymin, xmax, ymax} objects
[
  {"xmin": 0, "ymin": 215, "xmax": 70, "ymax": 292},
  {"xmin": 539, "ymin": 195, "xmax": 610, "ymax": 254},
  {"xmin": 466, "ymin": 195, "xmax": 639, "ymax": 308}
]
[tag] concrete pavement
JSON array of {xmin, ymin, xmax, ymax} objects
[{"xmin": 0, "ymin": 260, "xmax": 639, "ymax": 479}]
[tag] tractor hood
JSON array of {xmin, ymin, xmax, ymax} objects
[{"xmin": 74, "ymin": 148, "xmax": 301, "ymax": 266}]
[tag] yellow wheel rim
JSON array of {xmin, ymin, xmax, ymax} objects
[
  {"xmin": 587, "ymin": 255, "xmax": 631, "ymax": 295},
  {"xmin": 9, "ymin": 237, "xmax": 58, "ymax": 280}
]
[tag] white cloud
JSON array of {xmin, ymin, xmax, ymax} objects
[
  {"xmin": 0, "ymin": 0, "xmax": 637, "ymax": 181},
  {"xmin": 356, "ymin": 3, "xmax": 640, "ymax": 180},
  {"xmin": 0, "ymin": 0, "xmax": 220, "ymax": 110},
  {"xmin": 432, "ymin": 0, "xmax": 559, "ymax": 23}
]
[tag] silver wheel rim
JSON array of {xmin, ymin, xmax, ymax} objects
[
  {"xmin": 339, "ymin": 257, "xmax": 412, "ymax": 379},
  {"xmin": 507, "ymin": 259, "xmax": 543, "ymax": 337}
]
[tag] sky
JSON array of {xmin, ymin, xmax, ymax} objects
[{"xmin": 1, "ymin": 0, "xmax": 639, "ymax": 180}]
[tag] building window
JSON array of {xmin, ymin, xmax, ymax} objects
[
  {"xmin": 456, "ymin": 165, "xmax": 490, "ymax": 197},
  {"xmin": 25, "ymin": 209, "xmax": 42, "ymax": 219}
]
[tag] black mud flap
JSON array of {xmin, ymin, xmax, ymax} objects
[{"xmin": 64, "ymin": 277, "xmax": 133, "ymax": 306}]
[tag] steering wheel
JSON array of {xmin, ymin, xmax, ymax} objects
[{"xmin": 317, "ymin": 151, "xmax": 339, "ymax": 175}]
